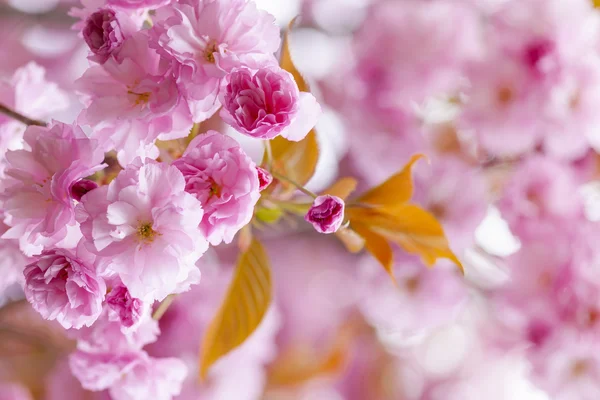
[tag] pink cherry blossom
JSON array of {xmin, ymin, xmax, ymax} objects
[
  {"xmin": 352, "ymin": 0, "xmax": 483, "ymax": 108},
  {"xmin": 0, "ymin": 62, "xmax": 69, "ymax": 179},
  {"xmin": 77, "ymin": 158, "xmax": 208, "ymax": 301},
  {"xmin": 1, "ymin": 122, "xmax": 105, "ymax": 255},
  {"xmin": 106, "ymin": 284, "xmax": 145, "ymax": 328},
  {"xmin": 497, "ymin": 155, "xmax": 584, "ymax": 240},
  {"xmin": 107, "ymin": 0, "xmax": 171, "ymax": 9},
  {"xmin": 220, "ymin": 66, "xmax": 321, "ymax": 141},
  {"xmin": 74, "ymin": 305, "xmax": 159, "ymax": 353},
  {"xmin": 23, "ymin": 248, "xmax": 106, "ymax": 329},
  {"xmin": 149, "ymin": 0, "xmax": 280, "ymax": 121},
  {"xmin": 108, "ymin": 353, "xmax": 187, "ymax": 400},
  {"xmin": 83, "ymin": 8, "xmax": 137, "ymax": 64},
  {"xmin": 305, "ymin": 195, "xmax": 345, "ymax": 234},
  {"xmin": 173, "ymin": 132, "xmax": 259, "ymax": 245},
  {"xmin": 76, "ymin": 31, "xmax": 193, "ymax": 150}
]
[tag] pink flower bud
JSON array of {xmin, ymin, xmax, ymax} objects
[
  {"xmin": 256, "ymin": 167, "xmax": 273, "ymax": 191},
  {"xmin": 83, "ymin": 9, "xmax": 132, "ymax": 64},
  {"xmin": 305, "ymin": 195, "xmax": 345, "ymax": 234},
  {"xmin": 71, "ymin": 179, "xmax": 99, "ymax": 202}
]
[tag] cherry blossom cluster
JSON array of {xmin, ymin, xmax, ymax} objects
[{"xmin": 0, "ymin": 0, "xmax": 323, "ymax": 398}]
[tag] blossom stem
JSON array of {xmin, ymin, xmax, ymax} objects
[
  {"xmin": 0, "ymin": 103, "xmax": 46, "ymax": 127},
  {"xmin": 263, "ymin": 140, "xmax": 273, "ymax": 171},
  {"xmin": 152, "ymin": 294, "xmax": 176, "ymax": 320},
  {"xmin": 270, "ymin": 170, "xmax": 318, "ymax": 199}
]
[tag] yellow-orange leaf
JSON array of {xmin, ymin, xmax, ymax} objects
[
  {"xmin": 357, "ymin": 154, "xmax": 425, "ymax": 207},
  {"xmin": 351, "ymin": 222, "xmax": 395, "ymax": 283},
  {"xmin": 323, "ymin": 177, "xmax": 358, "ymax": 200},
  {"xmin": 348, "ymin": 205, "xmax": 463, "ymax": 273},
  {"xmin": 268, "ymin": 130, "xmax": 319, "ymax": 193},
  {"xmin": 280, "ymin": 17, "xmax": 309, "ymax": 93},
  {"xmin": 199, "ymin": 239, "xmax": 272, "ymax": 378}
]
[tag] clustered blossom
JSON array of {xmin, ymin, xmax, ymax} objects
[{"xmin": 0, "ymin": 0, "xmax": 322, "ymax": 398}]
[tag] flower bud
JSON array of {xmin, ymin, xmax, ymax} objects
[
  {"xmin": 305, "ymin": 195, "xmax": 345, "ymax": 234},
  {"xmin": 256, "ymin": 167, "xmax": 273, "ymax": 191}
]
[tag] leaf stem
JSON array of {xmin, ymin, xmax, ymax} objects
[
  {"xmin": 270, "ymin": 170, "xmax": 317, "ymax": 199},
  {"xmin": 152, "ymin": 294, "xmax": 176, "ymax": 320},
  {"xmin": 0, "ymin": 103, "xmax": 46, "ymax": 127}
]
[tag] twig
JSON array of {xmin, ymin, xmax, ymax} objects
[
  {"xmin": 270, "ymin": 170, "xmax": 318, "ymax": 199},
  {"xmin": 0, "ymin": 103, "xmax": 46, "ymax": 127}
]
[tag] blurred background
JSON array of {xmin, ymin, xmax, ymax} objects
[{"xmin": 3, "ymin": 0, "xmax": 600, "ymax": 399}]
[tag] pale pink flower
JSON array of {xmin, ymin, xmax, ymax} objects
[
  {"xmin": 352, "ymin": 0, "xmax": 483, "ymax": 107},
  {"xmin": 359, "ymin": 256, "xmax": 467, "ymax": 342},
  {"xmin": 77, "ymin": 31, "xmax": 193, "ymax": 145},
  {"xmin": 69, "ymin": 351, "xmax": 141, "ymax": 391},
  {"xmin": 150, "ymin": 0, "xmax": 280, "ymax": 122},
  {"xmin": 106, "ymin": 284, "xmax": 145, "ymax": 328},
  {"xmin": 109, "ymin": 353, "xmax": 187, "ymax": 400},
  {"xmin": 497, "ymin": 156, "xmax": 584, "ymax": 240},
  {"xmin": 305, "ymin": 195, "xmax": 345, "ymax": 234},
  {"xmin": 1, "ymin": 122, "xmax": 105, "ymax": 255},
  {"xmin": 459, "ymin": 50, "xmax": 548, "ymax": 157},
  {"xmin": 173, "ymin": 132, "xmax": 259, "ymax": 245},
  {"xmin": 77, "ymin": 158, "xmax": 208, "ymax": 301},
  {"xmin": 23, "ymin": 248, "xmax": 106, "ymax": 329},
  {"xmin": 0, "ymin": 220, "xmax": 31, "ymax": 305},
  {"xmin": 83, "ymin": 8, "xmax": 137, "ymax": 64},
  {"xmin": 256, "ymin": 167, "xmax": 272, "ymax": 191},
  {"xmin": 220, "ymin": 67, "xmax": 321, "ymax": 141},
  {"xmin": 74, "ymin": 305, "xmax": 159, "ymax": 354},
  {"xmin": 0, "ymin": 63, "xmax": 69, "ymax": 177},
  {"xmin": 529, "ymin": 329, "xmax": 600, "ymax": 400},
  {"xmin": 108, "ymin": 0, "xmax": 171, "ymax": 9}
]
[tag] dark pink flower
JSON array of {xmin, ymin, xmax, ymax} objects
[
  {"xmin": 23, "ymin": 248, "xmax": 106, "ymax": 329},
  {"xmin": 83, "ymin": 8, "xmax": 135, "ymax": 64},
  {"xmin": 220, "ymin": 67, "xmax": 320, "ymax": 141},
  {"xmin": 256, "ymin": 167, "xmax": 272, "ymax": 192},
  {"xmin": 305, "ymin": 195, "xmax": 345, "ymax": 234}
]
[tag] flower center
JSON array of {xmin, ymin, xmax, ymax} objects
[
  {"xmin": 204, "ymin": 41, "xmax": 218, "ymax": 63},
  {"xmin": 137, "ymin": 222, "xmax": 157, "ymax": 243},
  {"xmin": 209, "ymin": 180, "xmax": 222, "ymax": 198},
  {"xmin": 496, "ymin": 85, "xmax": 514, "ymax": 106},
  {"xmin": 128, "ymin": 90, "xmax": 151, "ymax": 106}
]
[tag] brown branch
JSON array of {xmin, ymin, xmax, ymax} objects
[{"xmin": 0, "ymin": 103, "xmax": 46, "ymax": 127}]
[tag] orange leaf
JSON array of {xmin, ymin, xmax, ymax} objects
[
  {"xmin": 357, "ymin": 154, "xmax": 425, "ymax": 207},
  {"xmin": 267, "ymin": 130, "xmax": 319, "ymax": 194},
  {"xmin": 280, "ymin": 16, "xmax": 309, "ymax": 93},
  {"xmin": 348, "ymin": 205, "xmax": 463, "ymax": 273},
  {"xmin": 199, "ymin": 239, "xmax": 273, "ymax": 378},
  {"xmin": 323, "ymin": 177, "xmax": 358, "ymax": 200},
  {"xmin": 351, "ymin": 222, "xmax": 395, "ymax": 283}
]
